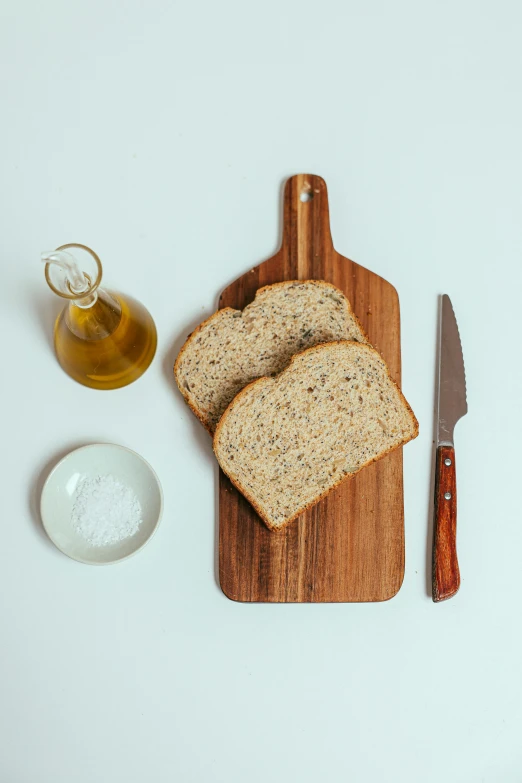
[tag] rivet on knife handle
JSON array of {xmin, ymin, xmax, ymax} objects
[{"xmin": 432, "ymin": 445, "xmax": 459, "ymax": 601}]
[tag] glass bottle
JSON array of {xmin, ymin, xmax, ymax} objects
[{"xmin": 42, "ymin": 243, "xmax": 157, "ymax": 390}]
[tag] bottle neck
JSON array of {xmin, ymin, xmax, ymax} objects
[
  {"xmin": 65, "ymin": 288, "xmax": 122, "ymax": 341},
  {"xmin": 71, "ymin": 289, "xmax": 98, "ymax": 309},
  {"xmin": 43, "ymin": 245, "xmax": 103, "ymax": 307}
]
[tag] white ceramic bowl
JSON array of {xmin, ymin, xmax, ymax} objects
[{"xmin": 40, "ymin": 444, "xmax": 163, "ymax": 565}]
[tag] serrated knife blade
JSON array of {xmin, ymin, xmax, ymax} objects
[{"xmin": 436, "ymin": 294, "xmax": 467, "ymax": 446}]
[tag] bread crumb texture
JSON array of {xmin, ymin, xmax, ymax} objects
[
  {"xmin": 214, "ymin": 341, "xmax": 418, "ymax": 531},
  {"xmin": 174, "ymin": 281, "xmax": 368, "ymax": 433}
]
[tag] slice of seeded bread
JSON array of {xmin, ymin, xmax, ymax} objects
[
  {"xmin": 174, "ymin": 280, "xmax": 369, "ymax": 433},
  {"xmin": 213, "ymin": 341, "xmax": 418, "ymax": 531}
]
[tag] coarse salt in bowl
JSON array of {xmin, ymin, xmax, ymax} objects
[{"xmin": 40, "ymin": 444, "xmax": 163, "ymax": 565}]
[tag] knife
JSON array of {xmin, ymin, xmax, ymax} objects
[{"xmin": 433, "ymin": 294, "xmax": 468, "ymax": 602}]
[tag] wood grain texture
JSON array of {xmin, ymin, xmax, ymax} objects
[
  {"xmin": 432, "ymin": 445, "xmax": 460, "ymax": 602},
  {"xmin": 219, "ymin": 174, "xmax": 405, "ymax": 602}
]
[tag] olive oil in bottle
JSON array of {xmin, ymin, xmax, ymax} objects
[{"xmin": 42, "ymin": 243, "xmax": 157, "ymax": 390}]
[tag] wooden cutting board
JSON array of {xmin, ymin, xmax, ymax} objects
[{"xmin": 218, "ymin": 174, "xmax": 404, "ymax": 602}]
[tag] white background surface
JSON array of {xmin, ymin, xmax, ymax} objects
[{"xmin": 1, "ymin": 2, "xmax": 521, "ymax": 781}]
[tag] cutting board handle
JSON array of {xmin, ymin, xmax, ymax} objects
[{"xmin": 281, "ymin": 174, "xmax": 334, "ymax": 272}]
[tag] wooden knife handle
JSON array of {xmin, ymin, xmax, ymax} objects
[{"xmin": 432, "ymin": 445, "xmax": 460, "ymax": 602}]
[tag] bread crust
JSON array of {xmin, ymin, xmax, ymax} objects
[
  {"xmin": 173, "ymin": 280, "xmax": 370, "ymax": 434},
  {"xmin": 213, "ymin": 340, "xmax": 419, "ymax": 532},
  {"xmin": 173, "ymin": 307, "xmax": 236, "ymax": 435}
]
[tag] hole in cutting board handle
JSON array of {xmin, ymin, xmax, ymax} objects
[{"xmin": 300, "ymin": 190, "xmax": 313, "ymax": 202}]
